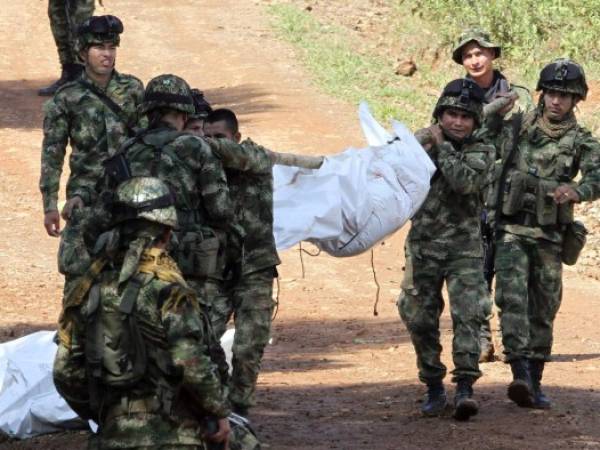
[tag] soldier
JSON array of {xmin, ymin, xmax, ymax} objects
[
  {"xmin": 202, "ymin": 108, "xmax": 281, "ymax": 417},
  {"xmin": 185, "ymin": 89, "xmax": 214, "ymax": 137},
  {"xmin": 487, "ymin": 59, "xmax": 600, "ymax": 409},
  {"xmin": 452, "ymin": 28, "xmax": 535, "ymax": 362},
  {"xmin": 398, "ymin": 79, "xmax": 494, "ymax": 421},
  {"xmin": 40, "ymin": 15, "xmax": 144, "ymax": 279},
  {"xmin": 39, "ymin": 0, "xmax": 95, "ymax": 96},
  {"xmin": 53, "ymin": 176, "xmax": 260, "ymax": 449}
]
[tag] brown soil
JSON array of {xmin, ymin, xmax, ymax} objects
[{"xmin": 1, "ymin": 1, "xmax": 600, "ymax": 449}]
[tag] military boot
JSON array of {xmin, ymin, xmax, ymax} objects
[
  {"xmin": 479, "ymin": 320, "xmax": 495, "ymax": 363},
  {"xmin": 421, "ymin": 381, "xmax": 447, "ymax": 417},
  {"xmin": 453, "ymin": 378, "xmax": 479, "ymax": 421},
  {"xmin": 38, "ymin": 64, "xmax": 84, "ymax": 96},
  {"xmin": 507, "ymin": 358, "xmax": 534, "ymax": 407},
  {"xmin": 529, "ymin": 360, "xmax": 551, "ymax": 409}
]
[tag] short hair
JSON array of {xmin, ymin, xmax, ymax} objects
[{"xmin": 205, "ymin": 108, "xmax": 239, "ymax": 135}]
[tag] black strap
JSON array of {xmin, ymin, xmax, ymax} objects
[{"xmin": 78, "ymin": 79, "xmax": 136, "ymax": 137}]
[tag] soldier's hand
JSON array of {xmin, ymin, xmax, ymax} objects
[
  {"xmin": 207, "ymin": 418, "xmax": 230, "ymax": 448},
  {"xmin": 44, "ymin": 210, "xmax": 61, "ymax": 237},
  {"xmin": 496, "ymin": 92, "xmax": 517, "ymax": 116},
  {"xmin": 553, "ymin": 185, "xmax": 580, "ymax": 204},
  {"xmin": 61, "ymin": 196, "xmax": 84, "ymax": 221},
  {"xmin": 428, "ymin": 124, "xmax": 444, "ymax": 146}
]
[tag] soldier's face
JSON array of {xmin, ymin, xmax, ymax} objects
[
  {"xmin": 185, "ymin": 119, "xmax": 205, "ymax": 137},
  {"xmin": 204, "ymin": 120, "xmax": 240, "ymax": 143},
  {"xmin": 542, "ymin": 90, "xmax": 577, "ymax": 121},
  {"xmin": 83, "ymin": 42, "xmax": 117, "ymax": 75},
  {"xmin": 461, "ymin": 43, "xmax": 495, "ymax": 81},
  {"xmin": 439, "ymin": 108, "xmax": 475, "ymax": 141}
]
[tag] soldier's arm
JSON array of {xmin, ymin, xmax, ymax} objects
[
  {"xmin": 205, "ymin": 137, "xmax": 272, "ymax": 174},
  {"xmin": 437, "ymin": 141, "xmax": 494, "ymax": 194},
  {"xmin": 162, "ymin": 287, "xmax": 231, "ymax": 419},
  {"xmin": 574, "ymin": 129, "xmax": 600, "ymax": 202},
  {"xmin": 40, "ymin": 96, "xmax": 69, "ymax": 213},
  {"xmin": 198, "ymin": 145, "xmax": 235, "ymax": 225}
]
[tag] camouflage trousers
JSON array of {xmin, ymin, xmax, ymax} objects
[
  {"xmin": 494, "ymin": 232, "xmax": 563, "ymax": 362},
  {"xmin": 48, "ymin": 0, "xmax": 95, "ymax": 65},
  {"xmin": 205, "ymin": 267, "xmax": 276, "ymax": 410},
  {"xmin": 398, "ymin": 248, "xmax": 484, "ymax": 383}
]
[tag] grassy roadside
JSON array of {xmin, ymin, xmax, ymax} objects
[
  {"xmin": 266, "ymin": 3, "xmax": 442, "ymax": 129},
  {"xmin": 267, "ymin": 1, "xmax": 599, "ymax": 132}
]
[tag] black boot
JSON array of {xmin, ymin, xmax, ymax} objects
[
  {"xmin": 507, "ymin": 358, "xmax": 534, "ymax": 407},
  {"xmin": 421, "ymin": 381, "xmax": 447, "ymax": 417},
  {"xmin": 38, "ymin": 64, "xmax": 83, "ymax": 96},
  {"xmin": 453, "ymin": 378, "xmax": 479, "ymax": 421},
  {"xmin": 530, "ymin": 360, "xmax": 552, "ymax": 409}
]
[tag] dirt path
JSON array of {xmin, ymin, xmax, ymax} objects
[{"xmin": 1, "ymin": 1, "xmax": 600, "ymax": 449}]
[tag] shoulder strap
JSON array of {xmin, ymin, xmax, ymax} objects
[
  {"xmin": 78, "ymin": 79, "xmax": 136, "ymax": 137},
  {"xmin": 494, "ymin": 112, "xmax": 523, "ymax": 228}
]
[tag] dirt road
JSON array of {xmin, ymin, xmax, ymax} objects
[{"xmin": 1, "ymin": 1, "xmax": 599, "ymax": 449}]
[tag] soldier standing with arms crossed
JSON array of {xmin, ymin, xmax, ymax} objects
[{"xmin": 399, "ymin": 79, "xmax": 494, "ymax": 421}]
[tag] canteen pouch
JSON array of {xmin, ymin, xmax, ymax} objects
[
  {"xmin": 536, "ymin": 180, "xmax": 559, "ymax": 226},
  {"xmin": 561, "ymin": 220, "xmax": 587, "ymax": 266},
  {"xmin": 176, "ymin": 230, "xmax": 220, "ymax": 278},
  {"xmin": 501, "ymin": 171, "xmax": 526, "ymax": 216}
]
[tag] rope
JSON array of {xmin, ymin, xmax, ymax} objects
[
  {"xmin": 298, "ymin": 241, "xmax": 321, "ymax": 278},
  {"xmin": 272, "ymin": 274, "xmax": 280, "ymax": 321},
  {"xmin": 371, "ymin": 248, "xmax": 381, "ymax": 317}
]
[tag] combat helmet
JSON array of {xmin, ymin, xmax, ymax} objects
[
  {"xmin": 536, "ymin": 58, "xmax": 588, "ymax": 100},
  {"xmin": 433, "ymin": 78, "xmax": 486, "ymax": 125},
  {"xmin": 75, "ymin": 15, "xmax": 123, "ymax": 53},
  {"xmin": 189, "ymin": 89, "xmax": 213, "ymax": 120},
  {"xmin": 139, "ymin": 74, "xmax": 195, "ymax": 115},
  {"xmin": 452, "ymin": 28, "xmax": 501, "ymax": 65},
  {"xmin": 113, "ymin": 176, "xmax": 178, "ymax": 228}
]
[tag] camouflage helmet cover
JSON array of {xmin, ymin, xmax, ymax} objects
[
  {"xmin": 433, "ymin": 78, "xmax": 485, "ymax": 125},
  {"xmin": 76, "ymin": 15, "xmax": 123, "ymax": 53},
  {"xmin": 114, "ymin": 176, "xmax": 178, "ymax": 228},
  {"xmin": 536, "ymin": 58, "xmax": 588, "ymax": 100},
  {"xmin": 189, "ymin": 88, "xmax": 214, "ymax": 120},
  {"xmin": 452, "ymin": 28, "xmax": 501, "ymax": 64},
  {"xmin": 140, "ymin": 74, "xmax": 195, "ymax": 115}
]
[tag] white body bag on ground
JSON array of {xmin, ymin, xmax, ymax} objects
[
  {"xmin": 273, "ymin": 102, "xmax": 436, "ymax": 255},
  {"xmin": 0, "ymin": 329, "xmax": 236, "ymax": 439}
]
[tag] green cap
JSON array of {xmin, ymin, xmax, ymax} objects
[{"xmin": 452, "ymin": 28, "xmax": 501, "ymax": 64}]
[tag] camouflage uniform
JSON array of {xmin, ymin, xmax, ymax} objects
[
  {"xmin": 399, "ymin": 79, "xmax": 493, "ymax": 420},
  {"xmin": 48, "ymin": 0, "xmax": 95, "ymax": 66},
  {"xmin": 487, "ymin": 59, "xmax": 600, "ymax": 408},
  {"xmin": 205, "ymin": 147, "xmax": 280, "ymax": 412},
  {"xmin": 452, "ymin": 28, "xmax": 534, "ymax": 361},
  {"xmin": 53, "ymin": 177, "xmax": 259, "ymax": 449}
]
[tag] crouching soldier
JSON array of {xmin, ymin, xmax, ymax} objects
[
  {"xmin": 399, "ymin": 79, "xmax": 494, "ymax": 421},
  {"xmin": 53, "ymin": 176, "xmax": 260, "ymax": 449},
  {"xmin": 487, "ymin": 59, "xmax": 600, "ymax": 409}
]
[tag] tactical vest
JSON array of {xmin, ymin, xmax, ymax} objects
[
  {"xmin": 105, "ymin": 129, "xmax": 221, "ymax": 279},
  {"xmin": 495, "ymin": 123, "xmax": 580, "ymax": 227}
]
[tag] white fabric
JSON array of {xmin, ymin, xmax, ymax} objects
[
  {"xmin": 274, "ymin": 102, "xmax": 436, "ymax": 256},
  {"xmin": 0, "ymin": 330, "xmax": 236, "ymax": 439}
]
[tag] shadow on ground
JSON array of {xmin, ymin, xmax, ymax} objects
[{"xmin": 0, "ymin": 79, "xmax": 47, "ymax": 130}]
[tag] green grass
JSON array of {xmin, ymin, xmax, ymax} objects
[{"xmin": 267, "ymin": 3, "xmax": 439, "ymax": 129}]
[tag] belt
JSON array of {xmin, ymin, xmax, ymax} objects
[{"xmin": 104, "ymin": 396, "xmax": 161, "ymax": 424}]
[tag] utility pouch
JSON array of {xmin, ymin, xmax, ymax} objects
[
  {"xmin": 176, "ymin": 230, "xmax": 220, "ymax": 278},
  {"xmin": 501, "ymin": 171, "xmax": 526, "ymax": 216},
  {"xmin": 536, "ymin": 180, "xmax": 559, "ymax": 226},
  {"xmin": 103, "ymin": 152, "xmax": 132, "ymax": 187},
  {"xmin": 558, "ymin": 201, "xmax": 575, "ymax": 224},
  {"xmin": 562, "ymin": 220, "xmax": 587, "ymax": 265}
]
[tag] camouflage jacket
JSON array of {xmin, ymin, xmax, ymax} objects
[
  {"xmin": 214, "ymin": 138, "xmax": 280, "ymax": 275},
  {"xmin": 53, "ymin": 248, "xmax": 230, "ymax": 447},
  {"xmin": 489, "ymin": 112, "xmax": 600, "ymax": 243},
  {"xmin": 40, "ymin": 70, "xmax": 144, "ymax": 212},
  {"xmin": 407, "ymin": 135, "xmax": 495, "ymax": 260}
]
